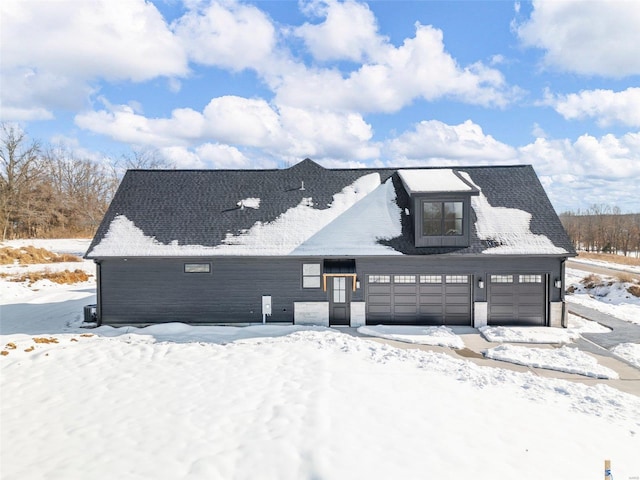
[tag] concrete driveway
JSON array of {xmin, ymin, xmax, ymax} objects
[{"xmin": 347, "ymin": 308, "xmax": 640, "ymax": 397}]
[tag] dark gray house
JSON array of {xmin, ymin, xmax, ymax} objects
[{"xmin": 85, "ymin": 159, "xmax": 575, "ymax": 328}]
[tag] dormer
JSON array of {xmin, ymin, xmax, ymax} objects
[{"xmin": 398, "ymin": 169, "xmax": 479, "ymax": 248}]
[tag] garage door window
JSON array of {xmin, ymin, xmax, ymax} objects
[
  {"xmin": 445, "ymin": 275, "xmax": 468, "ymax": 283},
  {"xmin": 519, "ymin": 274, "xmax": 542, "ymax": 283},
  {"xmin": 420, "ymin": 275, "xmax": 442, "ymax": 283},
  {"xmin": 491, "ymin": 275, "xmax": 513, "ymax": 283},
  {"xmin": 369, "ymin": 275, "xmax": 390, "ymax": 283},
  {"xmin": 394, "ymin": 275, "xmax": 416, "ymax": 283}
]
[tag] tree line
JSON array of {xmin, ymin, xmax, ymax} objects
[
  {"xmin": 4, "ymin": 123, "xmax": 640, "ymax": 251},
  {"xmin": 0, "ymin": 123, "xmax": 170, "ymax": 240},
  {"xmin": 560, "ymin": 206, "xmax": 640, "ymax": 256}
]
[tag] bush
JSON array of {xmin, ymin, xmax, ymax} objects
[
  {"xmin": 9, "ymin": 269, "xmax": 91, "ymax": 286},
  {"xmin": 628, "ymin": 285, "xmax": 640, "ymax": 298},
  {"xmin": 0, "ymin": 246, "xmax": 81, "ymax": 265},
  {"xmin": 581, "ymin": 274, "xmax": 603, "ymax": 289},
  {"xmin": 617, "ymin": 272, "xmax": 634, "ymax": 283}
]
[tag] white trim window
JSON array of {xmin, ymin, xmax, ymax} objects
[
  {"xmin": 184, "ymin": 263, "xmax": 211, "ymax": 273},
  {"xmin": 302, "ymin": 263, "xmax": 321, "ymax": 288}
]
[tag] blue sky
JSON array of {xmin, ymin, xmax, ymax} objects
[{"xmin": 2, "ymin": 0, "xmax": 639, "ymax": 213}]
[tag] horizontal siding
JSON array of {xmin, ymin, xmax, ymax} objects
[
  {"xmin": 100, "ymin": 257, "xmax": 328, "ymax": 324},
  {"xmin": 98, "ymin": 255, "xmax": 565, "ymax": 325}
]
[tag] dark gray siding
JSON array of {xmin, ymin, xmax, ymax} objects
[
  {"xmin": 98, "ymin": 257, "xmax": 330, "ymax": 324},
  {"xmin": 96, "ymin": 255, "xmax": 565, "ymax": 325}
]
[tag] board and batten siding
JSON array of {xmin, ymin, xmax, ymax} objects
[{"xmin": 96, "ymin": 255, "xmax": 565, "ymax": 325}]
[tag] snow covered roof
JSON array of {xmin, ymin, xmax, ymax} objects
[
  {"xmin": 398, "ymin": 169, "xmax": 477, "ymax": 194},
  {"xmin": 86, "ymin": 159, "xmax": 574, "ymax": 258}
]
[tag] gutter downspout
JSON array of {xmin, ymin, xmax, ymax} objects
[
  {"xmin": 560, "ymin": 259, "xmax": 567, "ymax": 328},
  {"xmin": 95, "ymin": 260, "xmax": 103, "ymax": 326}
]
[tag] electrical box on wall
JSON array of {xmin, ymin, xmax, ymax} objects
[{"xmin": 262, "ymin": 296, "xmax": 272, "ymax": 316}]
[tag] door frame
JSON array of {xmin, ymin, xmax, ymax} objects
[{"xmin": 328, "ymin": 275, "xmax": 352, "ymax": 326}]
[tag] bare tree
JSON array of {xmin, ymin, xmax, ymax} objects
[
  {"xmin": 560, "ymin": 207, "xmax": 640, "ymax": 256},
  {"xmin": 43, "ymin": 144, "xmax": 118, "ymax": 236},
  {"xmin": 0, "ymin": 123, "xmax": 43, "ymax": 240}
]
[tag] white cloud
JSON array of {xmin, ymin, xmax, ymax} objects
[
  {"xmin": 519, "ymin": 132, "xmax": 640, "ymax": 181},
  {"xmin": 386, "ymin": 119, "xmax": 517, "ymax": 162},
  {"xmin": 75, "ymin": 95, "xmax": 378, "ymax": 162},
  {"xmin": 173, "ymin": 0, "xmax": 276, "ymax": 71},
  {"xmin": 75, "ymin": 104, "xmax": 201, "ymax": 148},
  {"xmin": 518, "ymin": 132, "xmax": 640, "ymax": 211},
  {"xmin": 276, "ymin": 23, "xmax": 517, "ymax": 113},
  {"xmin": 278, "ymin": 106, "xmax": 379, "ymax": 160},
  {"xmin": 201, "ymin": 97, "xmax": 283, "ymax": 147},
  {"xmin": 516, "ymin": 0, "xmax": 640, "ymax": 77},
  {"xmin": 0, "ymin": 0, "xmax": 187, "ymax": 119},
  {"xmin": 546, "ymin": 88, "xmax": 640, "ymax": 128},
  {"xmin": 0, "ymin": 104, "xmax": 53, "ymax": 122},
  {"xmin": 295, "ymin": 0, "xmax": 386, "ymax": 62},
  {"xmin": 385, "ymin": 118, "xmax": 640, "ymax": 212}
]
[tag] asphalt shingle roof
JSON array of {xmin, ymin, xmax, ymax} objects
[{"xmin": 86, "ymin": 159, "xmax": 575, "ymax": 257}]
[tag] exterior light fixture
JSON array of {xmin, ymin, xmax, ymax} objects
[
  {"xmin": 554, "ymin": 279, "xmax": 562, "ymax": 289},
  {"xmin": 478, "ymin": 278, "xmax": 484, "ymax": 289}
]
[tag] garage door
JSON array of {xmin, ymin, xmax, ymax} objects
[
  {"xmin": 488, "ymin": 274, "xmax": 546, "ymax": 326},
  {"xmin": 366, "ymin": 274, "xmax": 471, "ymax": 325}
]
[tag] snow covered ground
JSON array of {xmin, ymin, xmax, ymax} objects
[
  {"xmin": 1, "ymin": 240, "xmax": 640, "ymax": 479},
  {"xmin": 570, "ymin": 256, "xmax": 640, "ymax": 275},
  {"xmin": 566, "ymin": 267, "xmax": 640, "ymax": 325}
]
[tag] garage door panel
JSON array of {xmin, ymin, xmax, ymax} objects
[
  {"xmin": 445, "ymin": 316, "xmax": 471, "ymax": 325},
  {"xmin": 393, "ymin": 285, "xmax": 417, "ymax": 294},
  {"xmin": 445, "ymin": 285, "xmax": 469, "ymax": 294},
  {"xmin": 369, "ymin": 285, "xmax": 391, "ymax": 294},
  {"xmin": 395, "ymin": 294, "xmax": 417, "ymax": 302},
  {"xmin": 489, "ymin": 286, "xmax": 515, "ymax": 295},
  {"xmin": 446, "ymin": 305, "xmax": 470, "ymax": 314},
  {"xmin": 368, "ymin": 305, "xmax": 391, "ymax": 314},
  {"xmin": 490, "ymin": 305, "xmax": 516, "ymax": 315},
  {"xmin": 419, "ymin": 305, "xmax": 443, "ymax": 314},
  {"xmin": 519, "ymin": 305, "xmax": 543, "ymax": 314},
  {"xmin": 367, "ymin": 274, "xmax": 470, "ymax": 325},
  {"xmin": 489, "ymin": 296, "xmax": 513, "ymax": 305},
  {"xmin": 368, "ymin": 294, "xmax": 391, "ymax": 304},
  {"xmin": 445, "ymin": 293, "xmax": 470, "ymax": 303},
  {"xmin": 394, "ymin": 305, "xmax": 418, "ymax": 314},
  {"xmin": 420, "ymin": 285, "xmax": 443, "ymax": 295},
  {"xmin": 488, "ymin": 274, "xmax": 545, "ymax": 326}
]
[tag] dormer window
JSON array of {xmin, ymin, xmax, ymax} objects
[
  {"xmin": 398, "ymin": 169, "xmax": 479, "ymax": 248},
  {"xmin": 423, "ymin": 201, "xmax": 463, "ymax": 236}
]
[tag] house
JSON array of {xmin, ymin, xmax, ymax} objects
[{"xmin": 85, "ymin": 159, "xmax": 575, "ymax": 328}]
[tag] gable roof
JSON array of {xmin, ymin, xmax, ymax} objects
[{"xmin": 86, "ymin": 159, "xmax": 575, "ymax": 258}]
